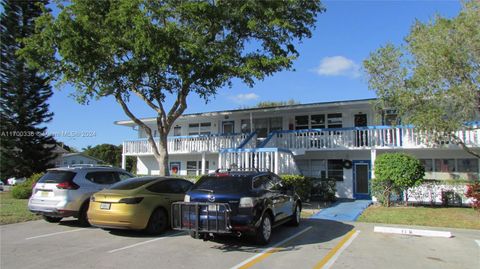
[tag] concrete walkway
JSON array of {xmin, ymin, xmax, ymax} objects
[{"xmin": 310, "ymin": 199, "xmax": 372, "ymax": 222}]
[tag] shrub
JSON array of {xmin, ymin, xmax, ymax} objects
[
  {"xmin": 310, "ymin": 178, "xmax": 336, "ymax": 201},
  {"xmin": 465, "ymin": 182, "xmax": 480, "ymax": 210},
  {"xmin": 374, "ymin": 153, "xmax": 425, "ymax": 207},
  {"xmin": 280, "ymin": 175, "xmax": 313, "ymax": 201},
  {"xmin": 12, "ymin": 173, "xmax": 44, "ymax": 199}
]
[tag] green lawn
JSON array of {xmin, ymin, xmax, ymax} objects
[
  {"xmin": 358, "ymin": 205, "xmax": 480, "ymax": 230},
  {"xmin": 0, "ymin": 192, "xmax": 41, "ymax": 225}
]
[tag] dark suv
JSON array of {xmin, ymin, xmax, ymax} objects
[{"xmin": 172, "ymin": 170, "xmax": 301, "ymax": 245}]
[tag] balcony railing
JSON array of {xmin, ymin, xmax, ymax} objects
[
  {"xmin": 261, "ymin": 125, "xmax": 480, "ymax": 152},
  {"xmin": 219, "ymin": 148, "xmax": 300, "ymax": 175},
  {"xmin": 123, "ymin": 133, "xmax": 253, "ymax": 155}
]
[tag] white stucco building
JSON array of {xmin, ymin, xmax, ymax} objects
[{"xmin": 116, "ymin": 98, "xmax": 479, "ymax": 199}]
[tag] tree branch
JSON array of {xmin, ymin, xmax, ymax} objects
[
  {"xmin": 450, "ymin": 133, "xmax": 480, "ymax": 158},
  {"xmin": 115, "ymin": 92, "xmax": 161, "ymax": 159},
  {"xmin": 131, "ymin": 86, "xmax": 162, "ymax": 114},
  {"xmin": 166, "ymin": 84, "xmax": 189, "ymax": 125}
]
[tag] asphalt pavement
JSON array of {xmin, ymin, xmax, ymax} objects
[{"xmin": 1, "ymin": 217, "xmax": 478, "ymax": 269}]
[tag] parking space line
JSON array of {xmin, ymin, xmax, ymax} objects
[
  {"xmin": 230, "ymin": 226, "xmax": 312, "ymax": 269},
  {"xmin": 312, "ymin": 229, "xmax": 359, "ymax": 269},
  {"xmin": 475, "ymin": 240, "xmax": 480, "ymax": 247},
  {"xmin": 107, "ymin": 231, "xmax": 184, "ymax": 254},
  {"xmin": 25, "ymin": 228, "xmax": 87, "ymax": 240}
]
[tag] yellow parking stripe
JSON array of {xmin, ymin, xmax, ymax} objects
[{"xmin": 313, "ymin": 229, "xmax": 357, "ymax": 269}]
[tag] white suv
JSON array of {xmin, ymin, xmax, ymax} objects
[{"xmin": 28, "ymin": 166, "xmax": 133, "ymax": 225}]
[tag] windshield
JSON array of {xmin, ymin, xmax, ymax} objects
[
  {"xmin": 192, "ymin": 176, "xmax": 252, "ymax": 193},
  {"xmin": 109, "ymin": 177, "xmax": 157, "ymax": 190},
  {"xmin": 38, "ymin": 171, "xmax": 76, "ymax": 183}
]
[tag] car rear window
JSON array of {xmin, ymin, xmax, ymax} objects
[
  {"xmin": 38, "ymin": 171, "xmax": 76, "ymax": 183},
  {"xmin": 192, "ymin": 176, "xmax": 252, "ymax": 192},
  {"xmin": 109, "ymin": 178, "xmax": 157, "ymax": 190}
]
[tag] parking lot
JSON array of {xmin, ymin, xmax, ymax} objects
[{"xmin": 1, "ymin": 218, "xmax": 479, "ymax": 269}]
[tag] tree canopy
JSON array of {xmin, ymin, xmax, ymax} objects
[
  {"xmin": 19, "ymin": 0, "xmax": 325, "ymax": 175},
  {"xmin": 373, "ymin": 153, "xmax": 424, "ymax": 207},
  {"xmin": 0, "ymin": 0, "xmax": 57, "ymax": 179},
  {"xmin": 363, "ymin": 1, "xmax": 479, "ymax": 158}
]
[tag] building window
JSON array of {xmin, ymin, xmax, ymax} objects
[
  {"xmin": 186, "ymin": 161, "xmax": 210, "ymax": 176},
  {"xmin": 186, "ymin": 161, "xmax": 197, "ymax": 176},
  {"xmin": 173, "ymin": 126, "xmax": 181, "ymax": 136},
  {"xmin": 295, "ymin": 115, "xmax": 309, "ymax": 130},
  {"xmin": 457, "ymin": 159, "xmax": 478, "ymax": 173},
  {"xmin": 327, "ymin": 113, "xmax": 342, "ymax": 128},
  {"xmin": 419, "ymin": 159, "xmax": 433, "ymax": 172},
  {"xmin": 188, "ymin": 122, "xmax": 211, "ymax": 135},
  {"xmin": 383, "ymin": 109, "xmax": 399, "ymax": 126},
  {"xmin": 434, "ymin": 159, "xmax": 455, "ymax": 172},
  {"xmin": 296, "ymin": 159, "xmax": 327, "ymax": 178},
  {"xmin": 328, "ymin": 159, "xmax": 344, "ymax": 181},
  {"xmin": 311, "ymin": 160, "xmax": 327, "ymax": 178},
  {"xmin": 253, "ymin": 117, "xmax": 282, "ymax": 138},
  {"xmin": 241, "ymin": 119, "xmax": 251, "ymax": 133},
  {"xmin": 310, "ymin": 114, "xmax": 325, "ymax": 129}
]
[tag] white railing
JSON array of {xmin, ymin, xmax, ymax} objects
[
  {"xmin": 218, "ymin": 148, "xmax": 300, "ymax": 175},
  {"xmin": 262, "ymin": 126, "xmax": 480, "ymax": 151},
  {"xmin": 123, "ymin": 133, "xmax": 253, "ymax": 155}
]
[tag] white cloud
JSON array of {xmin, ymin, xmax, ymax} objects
[
  {"xmin": 229, "ymin": 93, "xmax": 260, "ymax": 104},
  {"xmin": 314, "ymin": 56, "xmax": 360, "ymax": 78}
]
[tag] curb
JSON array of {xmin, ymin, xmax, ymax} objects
[{"xmin": 374, "ymin": 226, "xmax": 453, "ymax": 238}]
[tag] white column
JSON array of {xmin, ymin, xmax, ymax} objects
[
  {"xmin": 218, "ymin": 153, "xmax": 222, "ymax": 170},
  {"xmin": 121, "ymin": 154, "xmax": 126, "ymax": 170},
  {"xmin": 371, "ymin": 149, "xmax": 377, "ymax": 177},
  {"xmin": 274, "ymin": 151, "xmax": 279, "ymax": 174},
  {"xmin": 201, "ymin": 152, "xmax": 206, "ymax": 175}
]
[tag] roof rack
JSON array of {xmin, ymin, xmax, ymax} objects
[
  {"xmin": 66, "ymin": 164, "xmax": 113, "ymax": 168},
  {"xmin": 214, "ymin": 168, "xmax": 270, "ymax": 173}
]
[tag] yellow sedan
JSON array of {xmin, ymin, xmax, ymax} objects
[{"xmin": 88, "ymin": 176, "xmax": 192, "ymax": 234}]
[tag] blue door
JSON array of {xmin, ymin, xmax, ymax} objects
[{"xmin": 353, "ymin": 161, "xmax": 371, "ymax": 199}]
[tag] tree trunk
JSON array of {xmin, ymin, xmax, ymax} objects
[{"xmin": 155, "ymin": 134, "xmax": 170, "ymax": 176}]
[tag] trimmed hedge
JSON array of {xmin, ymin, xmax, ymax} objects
[
  {"xmin": 279, "ymin": 175, "xmax": 336, "ymax": 202},
  {"xmin": 12, "ymin": 173, "xmax": 44, "ymax": 199},
  {"xmin": 280, "ymin": 175, "xmax": 312, "ymax": 201}
]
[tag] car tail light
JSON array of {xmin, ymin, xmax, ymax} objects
[
  {"xmin": 118, "ymin": 197, "xmax": 144, "ymax": 204},
  {"xmin": 56, "ymin": 181, "xmax": 79, "ymax": 190},
  {"xmin": 216, "ymin": 173, "xmax": 229, "ymax": 177}
]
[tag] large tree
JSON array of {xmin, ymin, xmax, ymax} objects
[
  {"xmin": 0, "ymin": 0, "xmax": 57, "ymax": 179},
  {"xmin": 363, "ymin": 1, "xmax": 480, "ymax": 158},
  {"xmin": 19, "ymin": 0, "xmax": 324, "ymax": 175}
]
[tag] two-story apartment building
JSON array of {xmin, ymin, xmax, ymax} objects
[{"xmin": 116, "ymin": 98, "xmax": 480, "ymax": 199}]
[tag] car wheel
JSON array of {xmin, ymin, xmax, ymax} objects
[
  {"xmin": 288, "ymin": 203, "xmax": 301, "ymax": 226},
  {"xmin": 145, "ymin": 208, "xmax": 168, "ymax": 235},
  {"xmin": 255, "ymin": 213, "xmax": 272, "ymax": 245},
  {"xmin": 43, "ymin": 216, "xmax": 62, "ymax": 223},
  {"xmin": 77, "ymin": 201, "xmax": 91, "ymax": 227}
]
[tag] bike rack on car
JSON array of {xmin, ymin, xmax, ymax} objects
[{"xmin": 171, "ymin": 202, "xmax": 232, "ymax": 237}]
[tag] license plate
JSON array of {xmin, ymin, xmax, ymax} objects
[
  {"xmin": 40, "ymin": 191, "xmax": 49, "ymax": 197},
  {"xmin": 208, "ymin": 204, "xmax": 217, "ymax": 211},
  {"xmin": 100, "ymin": 203, "xmax": 111, "ymax": 210}
]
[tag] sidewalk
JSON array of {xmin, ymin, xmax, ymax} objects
[{"xmin": 310, "ymin": 199, "xmax": 372, "ymax": 222}]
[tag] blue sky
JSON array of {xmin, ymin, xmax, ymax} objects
[{"xmin": 43, "ymin": 0, "xmax": 461, "ymax": 150}]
